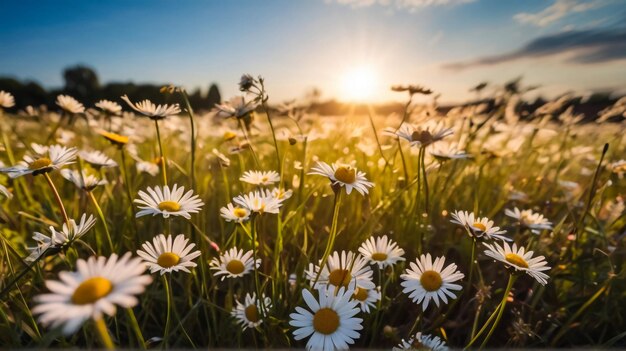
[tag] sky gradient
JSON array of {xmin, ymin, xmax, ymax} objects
[{"xmin": 1, "ymin": 0, "xmax": 625, "ymax": 103}]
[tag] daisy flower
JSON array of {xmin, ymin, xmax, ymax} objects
[
  {"xmin": 306, "ymin": 251, "xmax": 375, "ymax": 290},
  {"xmin": 134, "ymin": 184, "xmax": 204, "ymax": 219},
  {"xmin": 209, "ymin": 247, "xmax": 260, "ymax": 280},
  {"xmin": 309, "ymin": 161, "xmax": 374, "ymax": 195},
  {"xmin": 239, "ymin": 73, "xmax": 256, "ymax": 92},
  {"xmin": 358, "ymin": 235, "xmax": 406, "ymax": 268},
  {"xmin": 483, "ymin": 242, "xmax": 551, "ymax": 285},
  {"xmin": 240, "ymin": 170, "xmax": 280, "ymax": 186},
  {"xmin": 429, "ymin": 142, "xmax": 470, "ymax": 161},
  {"xmin": 26, "ymin": 214, "xmax": 97, "ymax": 261},
  {"xmin": 0, "ymin": 90, "xmax": 15, "ymax": 108},
  {"xmin": 214, "ymin": 96, "xmax": 258, "ymax": 119},
  {"xmin": 505, "ymin": 207, "xmax": 553, "ymax": 233},
  {"xmin": 136, "ymin": 234, "xmax": 201, "ymax": 275},
  {"xmin": 450, "ymin": 210, "xmax": 509, "ymax": 241},
  {"xmin": 385, "ymin": 122, "xmax": 453, "ymax": 148},
  {"xmin": 233, "ymin": 190, "xmax": 283, "ymax": 215},
  {"xmin": 393, "ymin": 332, "xmax": 448, "ymax": 351},
  {"xmin": 271, "ymin": 187, "xmax": 293, "ymax": 201},
  {"xmin": 61, "ymin": 169, "xmax": 107, "ymax": 191},
  {"xmin": 220, "ymin": 203, "xmax": 251, "ymax": 223},
  {"xmin": 95, "ymin": 100, "xmax": 122, "ymax": 115},
  {"xmin": 0, "ymin": 144, "xmax": 77, "ymax": 178},
  {"xmin": 400, "ymin": 253, "xmax": 464, "ymax": 310},
  {"xmin": 32, "ymin": 253, "xmax": 152, "ymax": 335},
  {"xmin": 121, "ymin": 95, "xmax": 181, "ymax": 120},
  {"xmin": 352, "ymin": 287, "xmax": 381, "ymax": 313},
  {"xmin": 231, "ymin": 293, "xmax": 272, "ymax": 330},
  {"xmin": 56, "ymin": 95, "xmax": 85, "ymax": 114},
  {"xmin": 289, "ymin": 286, "xmax": 363, "ymax": 351},
  {"xmin": 79, "ymin": 150, "xmax": 117, "ymax": 168}
]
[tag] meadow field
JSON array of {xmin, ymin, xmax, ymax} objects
[{"xmin": 0, "ymin": 76, "xmax": 625, "ymax": 350}]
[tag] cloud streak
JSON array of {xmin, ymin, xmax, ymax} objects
[
  {"xmin": 514, "ymin": 0, "xmax": 605, "ymax": 27},
  {"xmin": 442, "ymin": 27, "xmax": 626, "ymax": 71}
]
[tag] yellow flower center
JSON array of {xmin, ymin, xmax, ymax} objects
[
  {"xmin": 328, "ymin": 269, "xmax": 351, "ymax": 288},
  {"xmin": 505, "ymin": 253, "xmax": 529, "ymax": 268},
  {"xmin": 334, "ymin": 166, "xmax": 356, "ymax": 184},
  {"xmin": 353, "ymin": 287, "xmax": 369, "ymax": 302},
  {"xmin": 223, "ymin": 131, "xmax": 237, "ymax": 140},
  {"xmin": 233, "ymin": 208, "xmax": 248, "ymax": 218},
  {"xmin": 99, "ymin": 131, "xmax": 129, "ymax": 145},
  {"xmin": 411, "ymin": 339, "xmax": 426, "ymax": 349},
  {"xmin": 261, "ymin": 176, "xmax": 269, "ymax": 183},
  {"xmin": 411, "ymin": 130, "xmax": 434, "ymax": 145},
  {"xmin": 153, "ymin": 156, "xmax": 164, "ymax": 166},
  {"xmin": 29, "ymin": 157, "xmax": 52, "ymax": 170},
  {"xmin": 371, "ymin": 252, "xmax": 388, "ymax": 262},
  {"xmin": 245, "ymin": 304, "xmax": 260, "ymax": 323},
  {"xmin": 71, "ymin": 277, "xmax": 113, "ymax": 305},
  {"xmin": 226, "ymin": 259, "xmax": 245, "ymax": 275},
  {"xmin": 158, "ymin": 201, "xmax": 181, "ymax": 212},
  {"xmin": 472, "ymin": 222, "xmax": 487, "ymax": 231},
  {"xmin": 420, "ymin": 270, "xmax": 443, "ymax": 292},
  {"xmin": 157, "ymin": 252, "xmax": 180, "ymax": 268},
  {"xmin": 313, "ymin": 308, "xmax": 340, "ymax": 335}
]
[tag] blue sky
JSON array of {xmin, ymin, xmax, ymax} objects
[{"xmin": 1, "ymin": 0, "xmax": 625, "ymax": 103}]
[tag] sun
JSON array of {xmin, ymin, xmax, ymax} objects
[{"xmin": 340, "ymin": 65, "xmax": 378, "ymax": 103}]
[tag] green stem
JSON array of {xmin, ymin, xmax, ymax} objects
[
  {"xmin": 180, "ymin": 91, "xmax": 197, "ymax": 188},
  {"xmin": 163, "ymin": 276, "xmax": 172, "ymax": 348},
  {"xmin": 126, "ymin": 308, "xmax": 146, "ymax": 349},
  {"xmin": 312, "ymin": 191, "xmax": 342, "ymax": 287},
  {"xmin": 88, "ymin": 191, "xmax": 114, "ymax": 252},
  {"xmin": 237, "ymin": 119, "xmax": 260, "ymax": 167},
  {"xmin": 94, "ymin": 317, "xmax": 115, "ymax": 350},
  {"xmin": 154, "ymin": 120, "xmax": 168, "ymax": 185},
  {"xmin": 250, "ymin": 215, "xmax": 267, "ymax": 318},
  {"xmin": 263, "ymin": 102, "xmax": 281, "ymax": 172},
  {"xmin": 43, "ymin": 173, "xmax": 70, "ymax": 226},
  {"xmin": 420, "ymin": 146, "xmax": 429, "ymax": 213}
]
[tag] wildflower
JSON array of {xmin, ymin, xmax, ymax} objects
[
  {"xmin": 505, "ymin": 207, "xmax": 553, "ymax": 233},
  {"xmin": 32, "ymin": 253, "xmax": 152, "ymax": 335},
  {"xmin": 0, "ymin": 144, "xmax": 77, "ymax": 178},
  {"xmin": 358, "ymin": 235, "xmax": 405, "ymax": 268},
  {"xmin": 56, "ymin": 95, "xmax": 85, "ymax": 114},
  {"xmin": 429, "ymin": 142, "xmax": 470, "ymax": 161},
  {"xmin": 385, "ymin": 122, "xmax": 453, "ymax": 148},
  {"xmin": 95, "ymin": 100, "xmax": 122, "ymax": 115},
  {"xmin": 220, "ymin": 203, "xmax": 251, "ymax": 223},
  {"xmin": 98, "ymin": 130, "xmax": 129, "ymax": 147},
  {"xmin": 26, "ymin": 214, "xmax": 97, "ymax": 261},
  {"xmin": 233, "ymin": 190, "xmax": 283, "ymax": 215},
  {"xmin": 136, "ymin": 234, "xmax": 201, "ymax": 275},
  {"xmin": 79, "ymin": 150, "xmax": 117, "ymax": 168},
  {"xmin": 0, "ymin": 90, "xmax": 15, "ymax": 108},
  {"xmin": 352, "ymin": 286, "xmax": 381, "ymax": 313},
  {"xmin": 214, "ymin": 96, "xmax": 257, "ymax": 119},
  {"xmin": 391, "ymin": 85, "xmax": 433, "ymax": 96},
  {"xmin": 61, "ymin": 169, "xmax": 107, "ymax": 191},
  {"xmin": 289, "ymin": 286, "xmax": 363, "ymax": 351},
  {"xmin": 271, "ymin": 187, "xmax": 293, "ymax": 201},
  {"xmin": 240, "ymin": 170, "xmax": 280, "ymax": 186},
  {"xmin": 400, "ymin": 253, "xmax": 464, "ymax": 310},
  {"xmin": 121, "ymin": 95, "xmax": 181, "ymax": 120},
  {"xmin": 134, "ymin": 184, "xmax": 204, "ymax": 219},
  {"xmin": 483, "ymin": 242, "xmax": 550, "ymax": 285},
  {"xmin": 135, "ymin": 159, "xmax": 160, "ymax": 176},
  {"xmin": 608, "ymin": 160, "xmax": 626, "ymax": 179},
  {"xmin": 306, "ymin": 251, "xmax": 375, "ymax": 290},
  {"xmin": 309, "ymin": 161, "xmax": 374, "ymax": 195},
  {"xmin": 209, "ymin": 247, "xmax": 260, "ymax": 280},
  {"xmin": 450, "ymin": 210, "xmax": 509, "ymax": 241},
  {"xmin": 393, "ymin": 332, "xmax": 448, "ymax": 351},
  {"xmin": 239, "ymin": 74, "xmax": 256, "ymax": 92},
  {"xmin": 231, "ymin": 293, "xmax": 272, "ymax": 330}
]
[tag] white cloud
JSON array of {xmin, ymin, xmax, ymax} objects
[
  {"xmin": 514, "ymin": 0, "xmax": 605, "ymax": 27},
  {"xmin": 327, "ymin": 0, "xmax": 474, "ymax": 12}
]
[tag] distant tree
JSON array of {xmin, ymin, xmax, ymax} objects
[
  {"xmin": 207, "ymin": 83, "xmax": 221, "ymax": 108},
  {"xmin": 63, "ymin": 65, "xmax": 100, "ymax": 103}
]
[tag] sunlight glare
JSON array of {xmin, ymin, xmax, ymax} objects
[{"xmin": 340, "ymin": 65, "xmax": 378, "ymax": 102}]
